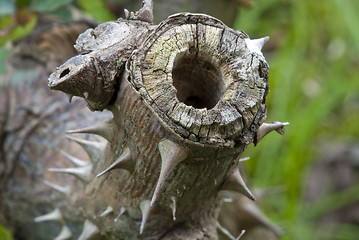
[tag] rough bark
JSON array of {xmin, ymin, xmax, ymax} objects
[
  {"xmin": 0, "ymin": 15, "xmax": 110, "ymax": 240},
  {"xmin": 1, "ymin": 1, "xmax": 288, "ymax": 239}
]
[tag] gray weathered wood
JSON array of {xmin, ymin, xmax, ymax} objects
[
  {"xmin": 46, "ymin": 5, "xmax": 271, "ymax": 237},
  {"xmin": 1, "ymin": 1, "xmax": 288, "ymax": 239}
]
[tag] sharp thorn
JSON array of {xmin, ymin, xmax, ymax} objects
[
  {"xmin": 34, "ymin": 208, "xmax": 62, "ymax": 223},
  {"xmin": 239, "ymin": 198, "xmax": 283, "ymax": 236},
  {"xmin": 139, "ymin": 200, "xmax": 151, "ymax": 234},
  {"xmin": 236, "ymin": 230, "xmax": 246, "ymax": 240},
  {"xmin": 77, "ymin": 219, "xmax": 100, "ymax": 240},
  {"xmin": 66, "ymin": 135, "xmax": 106, "ymax": 163},
  {"xmin": 83, "ymin": 92, "xmax": 89, "ymax": 99},
  {"xmin": 151, "ymin": 139, "xmax": 189, "ymax": 206},
  {"xmin": 96, "ymin": 147, "xmax": 132, "ymax": 176},
  {"xmin": 54, "ymin": 225, "xmax": 72, "ymax": 240},
  {"xmin": 114, "ymin": 207, "xmax": 126, "ymax": 222},
  {"xmin": 136, "ymin": 0, "xmax": 153, "ymax": 23},
  {"xmin": 239, "ymin": 157, "xmax": 250, "ymax": 162},
  {"xmin": 245, "ymin": 36, "xmax": 269, "ymax": 55},
  {"xmin": 221, "ymin": 168, "xmax": 255, "ymax": 201},
  {"xmin": 170, "ymin": 196, "xmax": 177, "ymax": 221},
  {"xmin": 96, "ymin": 147, "xmax": 133, "ymax": 177},
  {"xmin": 67, "ymin": 94, "xmax": 73, "ymax": 103},
  {"xmin": 48, "ymin": 164, "xmax": 92, "ymax": 183},
  {"xmin": 216, "ymin": 222, "xmax": 236, "ymax": 240},
  {"xmin": 255, "ymin": 121, "xmax": 290, "ymax": 145},
  {"xmin": 58, "ymin": 150, "xmax": 89, "ymax": 167},
  {"xmin": 44, "ymin": 180, "xmax": 70, "ymax": 195},
  {"xmin": 124, "ymin": 9, "xmax": 130, "ymax": 19},
  {"xmin": 273, "ymin": 121, "xmax": 289, "ymax": 135},
  {"xmin": 252, "ymin": 36, "xmax": 269, "ymax": 50},
  {"xmin": 99, "ymin": 206, "xmax": 113, "ymax": 217},
  {"xmin": 66, "ymin": 120, "xmax": 115, "ymax": 142}
]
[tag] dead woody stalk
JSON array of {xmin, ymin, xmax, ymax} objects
[{"xmin": 33, "ymin": 0, "xmax": 290, "ymax": 239}]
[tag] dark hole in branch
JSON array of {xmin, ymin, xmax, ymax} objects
[
  {"xmin": 60, "ymin": 68, "xmax": 70, "ymax": 78},
  {"xmin": 172, "ymin": 54, "xmax": 224, "ymax": 109}
]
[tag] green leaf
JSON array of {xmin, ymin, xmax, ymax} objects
[
  {"xmin": 77, "ymin": 0, "xmax": 115, "ymax": 22},
  {"xmin": 15, "ymin": 0, "xmax": 31, "ymax": 9},
  {"xmin": 0, "ymin": 14, "xmax": 14, "ymax": 30},
  {"xmin": 51, "ymin": 6, "xmax": 73, "ymax": 20},
  {"xmin": 0, "ymin": 13, "xmax": 37, "ymax": 47},
  {"xmin": 0, "ymin": 224, "xmax": 13, "ymax": 240}
]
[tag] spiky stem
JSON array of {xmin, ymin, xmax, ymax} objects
[
  {"xmin": 47, "ymin": 12, "xmax": 271, "ymax": 239},
  {"xmin": 0, "ymin": 1, "xmax": 289, "ymax": 239}
]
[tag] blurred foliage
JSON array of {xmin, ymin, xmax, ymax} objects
[
  {"xmin": 77, "ymin": 0, "xmax": 115, "ymax": 22},
  {"xmin": 0, "ymin": 224, "xmax": 12, "ymax": 240},
  {"xmin": 235, "ymin": 0, "xmax": 359, "ymax": 239},
  {"xmin": 0, "ymin": 48, "xmax": 11, "ymax": 75},
  {"xmin": 0, "ymin": 0, "xmax": 117, "ymax": 47},
  {"xmin": 30, "ymin": 0, "xmax": 72, "ymax": 12},
  {"xmin": 0, "ymin": 7, "xmax": 37, "ymax": 46}
]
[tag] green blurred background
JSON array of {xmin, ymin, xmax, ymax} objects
[
  {"xmin": 236, "ymin": 0, "xmax": 359, "ymax": 239},
  {"xmin": 1, "ymin": 0, "xmax": 358, "ymax": 239}
]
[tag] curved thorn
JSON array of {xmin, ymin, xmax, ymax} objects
[
  {"xmin": 54, "ymin": 225, "xmax": 72, "ymax": 240},
  {"xmin": 34, "ymin": 208, "xmax": 62, "ymax": 223},
  {"xmin": 216, "ymin": 222, "xmax": 236, "ymax": 240},
  {"xmin": 221, "ymin": 168, "xmax": 255, "ymax": 201},
  {"xmin": 124, "ymin": 9, "xmax": 130, "ymax": 19},
  {"xmin": 96, "ymin": 147, "xmax": 133, "ymax": 177},
  {"xmin": 273, "ymin": 121, "xmax": 289, "ymax": 135},
  {"xmin": 58, "ymin": 150, "xmax": 89, "ymax": 167},
  {"xmin": 48, "ymin": 164, "xmax": 92, "ymax": 183},
  {"xmin": 235, "ymin": 230, "xmax": 246, "ymax": 240},
  {"xmin": 252, "ymin": 36, "xmax": 269, "ymax": 50},
  {"xmin": 239, "ymin": 157, "xmax": 250, "ymax": 162},
  {"xmin": 255, "ymin": 121, "xmax": 290, "ymax": 145},
  {"xmin": 136, "ymin": 0, "xmax": 153, "ymax": 23},
  {"xmin": 44, "ymin": 180, "xmax": 70, "ymax": 195},
  {"xmin": 66, "ymin": 135, "xmax": 106, "ymax": 163},
  {"xmin": 66, "ymin": 120, "xmax": 115, "ymax": 142},
  {"xmin": 77, "ymin": 219, "xmax": 100, "ymax": 240},
  {"xmin": 114, "ymin": 207, "xmax": 126, "ymax": 222},
  {"xmin": 170, "ymin": 196, "xmax": 177, "ymax": 221},
  {"xmin": 151, "ymin": 139, "xmax": 189, "ymax": 206},
  {"xmin": 245, "ymin": 36, "xmax": 269, "ymax": 55},
  {"xmin": 239, "ymin": 198, "xmax": 283, "ymax": 236},
  {"xmin": 139, "ymin": 200, "xmax": 151, "ymax": 234},
  {"xmin": 99, "ymin": 206, "xmax": 113, "ymax": 217}
]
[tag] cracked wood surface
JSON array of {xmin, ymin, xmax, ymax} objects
[{"xmin": 130, "ymin": 13, "xmax": 268, "ymax": 146}]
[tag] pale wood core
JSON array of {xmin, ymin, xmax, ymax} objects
[
  {"xmin": 131, "ymin": 13, "xmax": 268, "ymax": 146},
  {"xmin": 172, "ymin": 53, "xmax": 225, "ymax": 109}
]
